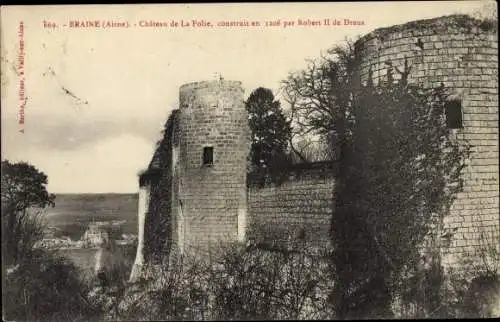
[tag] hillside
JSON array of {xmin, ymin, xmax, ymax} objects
[{"xmin": 43, "ymin": 193, "xmax": 138, "ymax": 240}]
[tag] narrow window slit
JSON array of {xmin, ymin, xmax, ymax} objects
[
  {"xmin": 203, "ymin": 147, "xmax": 214, "ymax": 166},
  {"xmin": 445, "ymin": 99, "xmax": 463, "ymax": 129}
]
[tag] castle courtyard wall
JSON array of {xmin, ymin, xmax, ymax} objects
[{"xmin": 247, "ymin": 166, "xmax": 336, "ymax": 249}]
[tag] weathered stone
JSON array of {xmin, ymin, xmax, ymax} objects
[
  {"xmin": 355, "ymin": 14, "xmax": 499, "ymax": 267},
  {"xmin": 132, "ymin": 15, "xmax": 498, "ymax": 279}
]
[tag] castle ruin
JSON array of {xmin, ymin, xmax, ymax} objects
[
  {"xmin": 130, "ymin": 15, "xmax": 498, "ymax": 281},
  {"xmin": 355, "ymin": 14, "xmax": 498, "ymax": 266}
]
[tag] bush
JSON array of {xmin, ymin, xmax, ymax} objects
[
  {"xmin": 208, "ymin": 242, "xmax": 334, "ymax": 320},
  {"xmin": 114, "ymin": 257, "xmax": 210, "ymax": 321},
  {"xmin": 444, "ymin": 229, "xmax": 500, "ymax": 318},
  {"xmin": 3, "ymin": 249, "xmax": 102, "ymax": 322},
  {"xmin": 114, "ymin": 241, "xmax": 335, "ymax": 320},
  {"xmin": 394, "ymin": 229, "xmax": 500, "ymax": 319},
  {"xmin": 96, "ymin": 244, "xmax": 135, "ymax": 289}
]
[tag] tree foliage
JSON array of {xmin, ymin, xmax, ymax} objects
[
  {"xmin": 1, "ymin": 160, "xmax": 56, "ymax": 265},
  {"xmin": 290, "ymin": 137, "xmax": 335, "ymax": 163},
  {"xmin": 245, "ymin": 87, "xmax": 292, "ymax": 170},
  {"xmin": 1, "ymin": 161, "xmax": 103, "ymax": 321},
  {"xmin": 4, "ymin": 249, "xmax": 101, "ymax": 322},
  {"xmin": 330, "ymin": 63, "xmax": 471, "ymax": 318},
  {"xmin": 282, "ymin": 41, "xmax": 471, "ymax": 317},
  {"xmin": 281, "ymin": 41, "xmax": 358, "ymax": 161}
]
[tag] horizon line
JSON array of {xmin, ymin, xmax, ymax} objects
[{"xmin": 52, "ymin": 192, "xmax": 139, "ymax": 195}]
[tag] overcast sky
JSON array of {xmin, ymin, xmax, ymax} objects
[{"xmin": 1, "ymin": 1, "xmax": 494, "ymax": 193}]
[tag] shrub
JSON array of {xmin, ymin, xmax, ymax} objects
[
  {"xmin": 394, "ymin": 229, "xmax": 500, "ymax": 319},
  {"xmin": 82, "ymin": 244, "xmax": 136, "ymax": 320},
  {"xmin": 207, "ymin": 241, "xmax": 334, "ymax": 320},
  {"xmin": 114, "ymin": 241, "xmax": 335, "ymax": 320},
  {"xmin": 3, "ymin": 249, "xmax": 102, "ymax": 322},
  {"xmin": 114, "ymin": 258, "xmax": 210, "ymax": 321},
  {"xmin": 99, "ymin": 244, "xmax": 135, "ymax": 288},
  {"xmin": 445, "ymin": 229, "xmax": 500, "ymax": 318}
]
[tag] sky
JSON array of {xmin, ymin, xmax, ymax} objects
[{"xmin": 1, "ymin": 1, "xmax": 495, "ymax": 193}]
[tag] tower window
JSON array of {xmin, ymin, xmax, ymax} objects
[
  {"xmin": 445, "ymin": 99, "xmax": 463, "ymax": 129},
  {"xmin": 202, "ymin": 147, "xmax": 214, "ymax": 166}
]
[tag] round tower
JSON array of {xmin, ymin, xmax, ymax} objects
[
  {"xmin": 177, "ymin": 79, "xmax": 250, "ymax": 254},
  {"xmin": 355, "ymin": 15, "xmax": 498, "ymax": 266}
]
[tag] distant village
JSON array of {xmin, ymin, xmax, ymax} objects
[{"xmin": 34, "ymin": 221, "xmax": 137, "ymax": 250}]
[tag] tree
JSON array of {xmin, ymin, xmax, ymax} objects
[
  {"xmin": 281, "ymin": 40, "xmax": 358, "ymax": 162},
  {"xmin": 290, "ymin": 137, "xmax": 334, "ymax": 163},
  {"xmin": 1, "ymin": 161, "xmax": 105, "ymax": 321},
  {"xmin": 330, "ymin": 64, "xmax": 470, "ymax": 318},
  {"xmin": 1, "ymin": 160, "xmax": 55, "ymax": 265},
  {"xmin": 4, "ymin": 248, "xmax": 101, "ymax": 321},
  {"xmin": 281, "ymin": 42, "xmax": 470, "ymax": 317},
  {"xmin": 245, "ymin": 87, "xmax": 292, "ymax": 171}
]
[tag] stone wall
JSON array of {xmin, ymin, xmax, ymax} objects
[
  {"xmin": 247, "ymin": 163, "xmax": 336, "ymax": 249},
  {"xmin": 178, "ymin": 80, "xmax": 251, "ymax": 254},
  {"xmin": 354, "ymin": 15, "xmax": 499, "ymax": 265},
  {"xmin": 133, "ymin": 15, "xmax": 498, "ymax": 274}
]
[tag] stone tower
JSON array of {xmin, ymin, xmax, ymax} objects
[
  {"xmin": 130, "ymin": 80, "xmax": 249, "ymax": 281},
  {"xmin": 355, "ymin": 15, "xmax": 499, "ymax": 266},
  {"xmin": 175, "ymin": 79, "xmax": 250, "ymax": 255}
]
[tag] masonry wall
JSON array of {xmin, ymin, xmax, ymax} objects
[
  {"xmin": 129, "ymin": 184, "xmax": 150, "ymax": 281},
  {"xmin": 248, "ymin": 165, "xmax": 336, "ymax": 249},
  {"xmin": 355, "ymin": 15, "xmax": 499, "ymax": 265},
  {"xmin": 178, "ymin": 80, "xmax": 250, "ymax": 254}
]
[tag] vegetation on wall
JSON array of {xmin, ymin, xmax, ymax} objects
[
  {"xmin": 142, "ymin": 110, "xmax": 180, "ymax": 265},
  {"xmin": 282, "ymin": 39, "xmax": 474, "ymax": 317},
  {"xmin": 338, "ymin": 65, "xmax": 470, "ymax": 318},
  {"xmin": 398, "ymin": 229, "xmax": 500, "ymax": 318}
]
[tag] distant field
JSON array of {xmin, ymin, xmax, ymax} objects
[{"xmin": 43, "ymin": 193, "xmax": 138, "ymax": 240}]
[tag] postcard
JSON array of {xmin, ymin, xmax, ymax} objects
[{"xmin": 1, "ymin": 2, "xmax": 498, "ymax": 321}]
